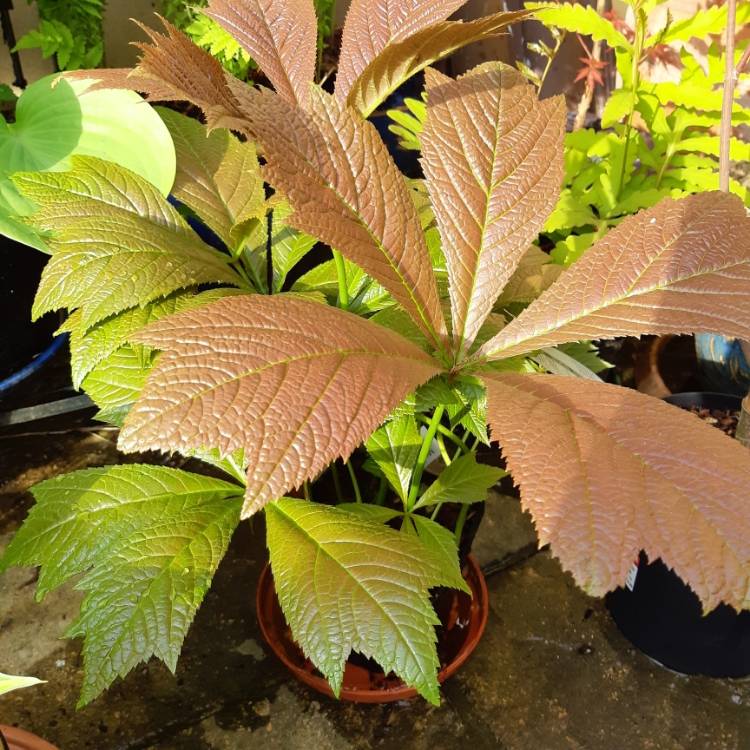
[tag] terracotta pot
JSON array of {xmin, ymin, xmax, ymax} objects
[
  {"xmin": 0, "ymin": 727, "xmax": 58, "ymax": 750},
  {"xmin": 257, "ymin": 554, "xmax": 488, "ymax": 703}
]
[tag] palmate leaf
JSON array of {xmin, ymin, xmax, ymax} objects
[
  {"xmin": 0, "ymin": 465, "xmax": 243, "ymax": 705},
  {"xmin": 335, "ymin": 0, "xmax": 468, "ymax": 102},
  {"xmin": 266, "ymin": 498, "xmax": 461, "ymax": 704},
  {"xmin": 420, "ymin": 63, "xmax": 565, "ymax": 356},
  {"xmin": 119, "ymin": 295, "xmax": 440, "ymax": 518},
  {"xmin": 158, "ymin": 108, "xmax": 264, "ymax": 251},
  {"xmin": 204, "ymin": 0, "xmax": 317, "ymax": 107},
  {"xmin": 484, "ymin": 373, "xmax": 750, "ymax": 612},
  {"xmin": 66, "ymin": 18, "xmax": 251, "ymax": 135},
  {"xmin": 345, "ymin": 10, "xmax": 531, "ymax": 117},
  {"xmin": 238, "ymin": 85, "xmax": 448, "ymax": 351},
  {"xmin": 477, "ymin": 193, "xmax": 750, "ymax": 361},
  {"xmin": 14, "ymin": 157, "xmax": 242, "ymax": 330}
]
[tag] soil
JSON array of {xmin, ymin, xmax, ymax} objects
[{"xmin": 688, "ymin": 405, "xmax": 739, "ymax": 438}]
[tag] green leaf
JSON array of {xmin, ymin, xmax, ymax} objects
[
  {"xmin": 648, "ymin": 2, "xmax": 750, "ymax": 45},
  {"xmin": 413, "ymin": 453, "xmax": 505, "ymax": 510},
  {"xmin": 81, "ymin": 345, "xmax": 152, "ymax": 414},
  {"xmin": 265, "ymin": 498, "xmax": 459, "ymax": 704},
  {"xmin": 601, "ymin": 88, "xmax": 635, "ymax": 128},
  {"xmin": 0, "ymin": 465, "xmax": 243, "ymax": 706},
  {"xmin": 409, "ymin": 514, "xmax": 468, "ymax": 594},
  {"xmin": 527, "ymin": 2, "xmax": 633, "ymax": 51},
  {"xmin": 0, "ymin": 672, "xmax": 45, "ymax": 695},
  {"xmin": 15, "ymin": 157, "xmax": 241, "ymax": 329},
  {"xmin": 157, "ymin": 107, "xmax": 264, "ymax": 250},
  {"xmin": 532, "ymin": 347, "xmax": 602, "ymax": 381},
  {"xmin": 544, "ymin": 191, "xmax": 598, "ymax": 233},
  {"xmin": 336, "ymin": 503, "xmax": 402, "ymax": 525},
  {"xmin": 366, "ymin": 414, "xmax": 422, "ymax": 504}
]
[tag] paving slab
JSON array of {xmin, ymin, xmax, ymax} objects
[{"xmin": 1, "ymin": 430, "xmax": 749, "ymax": 749}]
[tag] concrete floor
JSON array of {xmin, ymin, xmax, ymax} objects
[{"xmin": 1, "ymin": 425, "xmax": 749, "ymax": 749}]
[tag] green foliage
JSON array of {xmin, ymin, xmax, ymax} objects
[
  {"xmin": 0, "ymin": 672, "xmax": 45, "ymax": 695},
  {"xmin": 529, "ymin": 0, "xmax": 750, "ymax": 265},
  {"xmin": 0, "ymin": 465, "xmax": 243, "ymax": 705},
  {"xmin": 265, "ymin": 497, "xmax": 463, "ymax": 704},
  {"xmin": 0, "ymin": 75, "xmax": 176, "ymax": 250},
  {"xmin": 16, "ymin": 0, "xmax": 105, "ymax": 70}
]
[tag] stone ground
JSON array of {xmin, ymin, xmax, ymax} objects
[{"xmin": 1, "ymin": 417, "xmax": 749, "ymax": 749}]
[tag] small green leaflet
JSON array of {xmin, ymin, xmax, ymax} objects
[
  {"xmin": 14, "ymin": 157, "xmax": 242, "ymax": 330},
  {"xmin": 0, "ymin": 465, "xmax": 243, "ymax": 706},
  {"xmin": 0, "ymin": 672, "xmax": 45, "ymax": 695},
  {"xmin": 528, "ymin": 2, "xmax": 632, "ymax": 51},
  {"xmin": 266, "ymin": 498, "xmax": 461, "ymax": 704},
  {"xmin": 81, "ymin": 345, "xmax": 152, "ymax": 416},
  {"xmin": 413, "ymin": 453, "xmax": 505, "ymax": 510},
  {"xmin": 365, "ymin": 414, "xmax": 422, "ymax": 504}
]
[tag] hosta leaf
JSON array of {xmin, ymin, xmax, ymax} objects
[
  {"xmin": 478, "ymin": 193, "xmax": 750, "ymax": 361},
  {"xmin": 413, "ymin": 453, "xmax": 505, "ymax": 510},
  {"xmin": 335, "ymin": 0, "xmax": 468, "ymax": 102},
  {"xmin": 484, "ymin": 373, "xmax": 750, "ymax": 611},
  {"xmin": 119, "ymin": 295, "xmax": 440, "ymax": 518},
  {"xmin": 66, "ymin": 18, "xmax": 250, "ymax": 134},
  {"xmin": 527, "ymin": 2, "xmax": 632, "ymax": 51},
  {"xmin": 0, "ymin": 673, "xmax": 45, "ymax": 695},
  {"xmin": 15, "ymin": 157, "xmax": 241, "ymax": 329},
  {"xmin": 81, "ymin": 345, "xmax": 151, "ymax": 414},
  {"xmin": 345, "ymin": 10, "xmax": 531, "ymax": 117},
  {"xmin": 239, "ymin": 86, "xmax": 447, "ymax": 351},
  {"xmin": 0, "ymin": 465, "xmax": 243, "ymax": 705},
  {"xmin": 158, "ymin": 108, "xmax": 264, "ymax": 250},
  {"xmin": 421, "ymin": 64, "xmax": 565, "ymax": 356},
  {"xmin": 204, "ymin": 0, "xmax": 316, "ymax": 107},
  {"xmin": 366, "ymin": 413, "xmax": 423, "ymax": 504},
  {"xmin": 265, "ymin": 498, "xmax": 459, "ymax": 703}
]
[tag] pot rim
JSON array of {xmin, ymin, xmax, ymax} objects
[
  {"xmin": 256, "ymin": 554, "xmax": 489, "ymax": 703},
  {"xmin": 0, "ymin": 726, "xmax": 58, "ymax": 750}
]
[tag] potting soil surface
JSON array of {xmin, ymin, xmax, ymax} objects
[{"xmin": 1, "ymin": 426, "xmax": 749, "ymax": 750}]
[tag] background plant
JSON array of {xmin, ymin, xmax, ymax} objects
[
  {"xmin": 3, "ymin": 0, "xmax": 750, "ymax": 711},
  {"xmin": 15, "ymin": 0, "xmax": 106, "ymax": 70}
]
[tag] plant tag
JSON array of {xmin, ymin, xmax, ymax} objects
[{"xmin": 624, "ymin": 560, "xmax": 639, "ymax": 592}]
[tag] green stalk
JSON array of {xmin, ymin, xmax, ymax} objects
[
  {"xmin": 330, "ymin": 461, "xmax": 344, "ymax": 503},
  {"xmin": 454, "ymin": 503, "xmax": 470, "ymax": 544},
  {"xmin": 374, "ymin": 476, "xmax": 388, "ymax": 505},
  {"xmin": 345, "ymin": 460, "xmax": 362, "ymax": 503},
  {"xmin": 436, "ymin": 433, "xmax": 452, "ymax": 467},
  {"xmin": 407, "ymin": 405, "xmax": 445, "ymax": 511},
  {"xmin": 332, "ymin": 249, "xmax": 349, "ymax": 309},
  {"xmin": 303, "ymin": 480, "xmax": 312, "ymax": 501},
  {"xmin": 416, "ymin": 415, "xmax": 471, "ymax": 453}
]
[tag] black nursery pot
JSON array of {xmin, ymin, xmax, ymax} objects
[{"xmin": 606, "ymin": 391, "xmax": 750, "ymax": 678}]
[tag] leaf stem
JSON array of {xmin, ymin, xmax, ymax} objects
[
  {"xmin": 331, "ymin": 461, "xmax": 344, "ymax": 503},
  {"xmin": 345, "ymin": 460, "xmax": 362, "ymax": 503},
  {"xmin": 454, "ymin": 503, "xmax": 470, "ymax": 544},
  {"xmin": 416, "ymin": 414, "xmax": 471, "ymax": 453},
  {"xmin": 303, "ymin": 480, "xmax": 312, "ymax": 501},
  {"xmin": 374, "ymin": 476, "xmax": 388, "ymax": 505},
  {"xmin": 407, "ymin": 405, "xmax": 445, "ymax": 511},
  {"xmin": 436, "ymin": 432, "xmax": 452, "ymax": 467},
  {"xmin": 332, "ymin": 249, "xmax": 349, "ymax": 309},
  {"xmin": 719, "ymin": 0, "xmax": 737, "ymax": 193}
]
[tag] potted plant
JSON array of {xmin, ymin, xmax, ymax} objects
[
  {"xmin": 0, "ymin": 672, "xmax": 57, "ymax": 750},
  {"xmin": 2, "ymin": 0, "xmax": 750, "ymax": 710}
]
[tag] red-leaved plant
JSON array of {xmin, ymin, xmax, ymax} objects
[{"xmin": 2, "ymin": 0, "xmax": 750, "ymax": 707}]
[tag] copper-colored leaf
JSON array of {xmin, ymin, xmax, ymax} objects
[
  {"xmin": 335, "ymin": 0, "xmax": 468, "ymax": 102},
  {"xmin": 478, "ymin": 193, "xmax": 750, "ymax": 361},
  {"xmin": 238, "ymin": 85, "xmax": 448, "ymax": 352},
  {"xmin": 204, "ymin": 0, "xmax": 316, "ymax": 107},
  {"xmin": 345, "ymin": 9, "xmax": 531, "ymax": 117},
  {"xmin": 421, "ymin": 64, "xmax": 565, "ymax": 358},
  {"xmin": 119, "ymin": 295, "xmax": 440, "ymax": 517},
  {"xmin": 66, "ymin": 18, "xmax": 249, "ymax": 134},
  {"xmin": 484, "ymin": 372, "xmax": 750, "ymax": 611}
]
